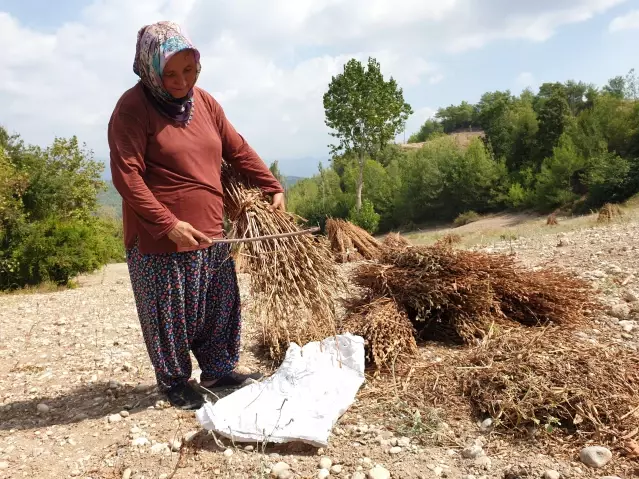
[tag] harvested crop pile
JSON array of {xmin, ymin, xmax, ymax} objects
[
  {"xmin": 598, "ymin": 203, "xmax": 624, "ymax": 223},
  {"xmin": 326, "ymin": 218, "xmax": 382, "ymax": 262},
  {"xmin": 222, "ymin": 164, "xmax": 343, "ymax": 359},
  {"xmin": 435, "ymin": 233, "xmax": 462, "ymax": 247},
  {"xmin": 352, "ymin": 245, "xmax": 598, "ymax": 344},
  {"xmin": 382, "ymin": 232, "xmax": 411, "ymax": 250},
  {"xmin": 341, "ymin": 296, "xmax": 417, "ymax": 370},
  {"xmin": 463, "ymin": 326, "xmax": 639, "ymax": 446}
]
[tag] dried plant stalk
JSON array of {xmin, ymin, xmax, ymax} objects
[
  {"xmin": 222, "ymin": 164, "xmax": 343, "ymax": 359},
  {"xmin": 341, "ymin": 296, "xmax": 417, "ymax": 370},
  {"xmin": 326, "ymin": 218, "xmax": 382, "ymax": 262},
  {"xmin": 462, "ymin": 326, "xmax": 639, "ymax": 447},
  {"xmin": 382, "ymin": 232, "xmax": 411, "ymax": 250},
  {"xmin": 597, "ymin": 203, "xmax": 623, "ymax": 223},
  {"xmin": 352, "ymin": 244, "xmax": 599, "ymax": 344}
]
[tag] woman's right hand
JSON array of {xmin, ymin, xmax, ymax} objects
[{"xmin": 167, "ymin": 221, "xmax": 213, "ymax": 247}]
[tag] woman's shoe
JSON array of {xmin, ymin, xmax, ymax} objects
[{"xmin": 165, "ymin": 382, "xmax": 205, "ymax": 410}]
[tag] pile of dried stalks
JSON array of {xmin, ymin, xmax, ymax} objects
[
  {"xmin": 341, "ymin": 296, "xmax": 417, "ymax": 370},
  {"xmin": 434, "ymin": 233, "xmax": 462, "ymax": 247},
  {"xmin": 222, "ymin": 164, "xmax": 343, "ymax": 359},
  {"xmin": 326, "ymin": 218, "xmax": 383, "ymax": 262},
  {"xmin": 352, "ymin": 245, "xmax": 598, "ymax": 344},
  {"xmin": 598, "ymin": 203, "xmax": 624, "ymax": 223},
  {"xmin": 382, "ymin": 232, "xmax": 411, "ymax": 250},
  {"xmin": 462, "ymin": 326, "xmax": 639, "ymax": 447}
]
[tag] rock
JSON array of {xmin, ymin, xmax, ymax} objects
[
  {"xmin": 122, "ymin": 469, "xmax": 132, "ymax": 479},
  {"xmin": 461, "ymin": 476, "xmax": 476, "ymax": 479},
  {"xmin": 36, "ymin": 403, "xmax": 50, "ymax": 414},
  {"xmin": 433, "ymin": 466, "xmax": 444, "ymax": 476},
  {"xmin": 389, "ymin": 446, "xmax": 402, "ymax": 455},
  {"xmin": 599, "ymin": 476, "xmax": 622, "ymax": 479},
  {"xmin": 475, "ymin": 456, "xmax": 492, "ymax": 470},
  {"xmin": 462, "ymin": 445, "xmax": 484, "ymax": 459},
  {"xmin": 170, "ymin": 439, "xmax": 182, "ymax": 452},
  {"xmin": 131, "ymin": 437, "xmax": 150, "ymax": 447},
  {"xmin": 70, "ymin": 470, "xmax": 81, "ymax": 477},
  {"xmin": 352, "ymin": 474, "xmax": 367, "ymax": 479},
  {"xmin": 183, "ymin": 431, "xmax": 198, "ymax": 443},
  {"xmin": 318, "ymin": 469, "xmax": 330, "ymax": 479},
  {"xmin": 389, "ymin": 437, "xmax": 399, "ymax": 447},
  {"xmin": 319, "ymin": 457, "xmax": 333, "ymax": 469},
  {"xmin": 609, "ymin": 304, "xmax": 630, "ymax": 320},
  {"xmin": 271, "ymin": 462, "xmax": 290, "ymax": 478},
  {"xmin": 120, "ymin": 410, "xmax": 130, "ymax": 418},
  {"xmin": 331, "ymin": 465, "xmax": 343, "ymax": 475},
  {"xmin": 480, "ymin": 418, "xmax": 493, "ymax": 430},
  {"xmin": 579, "ymin": 446, "xmax": 612, "ymax": 468},
  {"xmin": 543, "ymin": 470, "xmax": 560, "ymax": 479},
  {"xmin": 108, "ymin": 414, "xmax": 123, "ymax": 423},
  {"xmin": 150, "ymin": 443, "xmax": 170, "ymax": 455},
  {"xmin": 108, "ymin": 380, "xmax": 122, "ymax": 389},
  {"xmin": 223, "ymin": 448, "xmax": 234, "ymax": 457},
  {"xmin": 397, "ymin": 437, "xmax": 411, "ymax": 447},
  {"xmin": 368, "ymin": 466, "xmax": 391, "ymax": 479},
  {"xmin": 0, "ymin": 462, "xmax": 8, "ymax": 470},
  {"xmin": 245, "ymin": 445, "xmax": 255, "ymax": 452},
  {"xmin": 623, "ymin": 290, "xmax": 639, "ymax": 303}
]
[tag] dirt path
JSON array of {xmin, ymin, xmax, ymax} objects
[{"xmin": 1, "ymin": 215, "xmax": 638, "ymax": 479}]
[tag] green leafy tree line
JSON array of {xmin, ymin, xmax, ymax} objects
[
  {"xmin": 0, "ymin": 126, "xmax": 124, "ymax": 290},
  {"xmin": 286, "ymin": 62, "xmax": 639, "ymax": 234}
]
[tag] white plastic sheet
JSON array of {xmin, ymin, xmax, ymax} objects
[{"xmin": 195, "ymin": 333, "xmax": 366, "ymax": 447}]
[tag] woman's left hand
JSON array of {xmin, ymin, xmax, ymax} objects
[{"xmin": 271, "ymin": 192, "xmax": 286, "ymax": 212}]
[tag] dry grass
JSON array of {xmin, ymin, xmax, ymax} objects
[
  {"xmin": 352, "ymin": 245, "xmax": 599, "ymax": 345},
  {"xmin": 462, "ymin": 326, "xmax": 639, "ymax": 450},
  {"xmin": 222, "ymin": 164, "xmax": 344, "ymax": 359},
  {"xmin": 341, "ymin": 296, "xmax": 417, "ymax": 371},
  {"xmin": 598, "ymin": 203, "xmax": 624, "ymax": 223},
  {"xmin": 326, "ymin": 218, "xmax": 383, "ymax": 262}
]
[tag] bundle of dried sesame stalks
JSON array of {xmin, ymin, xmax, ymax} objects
[{"xmin": 222, "ymin": 163, "xmax": 344, "ymax": 360}]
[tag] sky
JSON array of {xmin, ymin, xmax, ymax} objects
[{"xmin": 1, "ymin": 1, "xmax": 639, "ymax": 178}]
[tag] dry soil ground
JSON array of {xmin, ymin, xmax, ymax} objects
[{"xmin": 1, "ymin": 211, "xmax": 638, "ymax": 479}]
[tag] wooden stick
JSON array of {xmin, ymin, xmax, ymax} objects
[{"xmin": 208, "ymin": 226, "xmax": 320, "ymax": 244}]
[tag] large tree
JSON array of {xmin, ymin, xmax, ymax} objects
[{"xmin": 323, "ymin": 57, "xmax": 412, "ymax": 211}]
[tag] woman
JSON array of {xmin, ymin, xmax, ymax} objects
[{"xmin": 108, "ymin": 21, "xmax": 284, "ymax": 410}]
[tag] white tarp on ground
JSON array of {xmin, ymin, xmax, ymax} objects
[{"xmin": 195, "ymin": 333, "xmax": 366, "ymax": 447}]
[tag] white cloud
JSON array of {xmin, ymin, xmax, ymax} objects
[
  {"xmin": 609, "ymin": 9, "xmax": 639, "ymax": 32},
  {"xmin": 0, "ymin": 0, "xmax": 628, "ymax": 176}
]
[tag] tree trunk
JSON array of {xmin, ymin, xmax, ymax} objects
[{"xmin": 356, "ymin": 152, "xmax": 364, "ymax": 211}]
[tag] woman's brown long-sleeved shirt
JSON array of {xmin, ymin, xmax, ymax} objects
[{"xmin": 108, "ymin": 83, "xmax": 283, "ymax": 254}]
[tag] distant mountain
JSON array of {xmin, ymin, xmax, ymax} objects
[
  {"xmin": 98, "ymin": 174, "xmax": 306, "ymax": 218},
  {"xmin": 283, "ymin": 176, "xmax": 303, "ymax": 188},
  {"xmin": 97, "ymin": 180, "xmax": 122, "ymax": 219}
]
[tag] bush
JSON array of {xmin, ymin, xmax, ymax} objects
[
  {"xmin": 453, "ymin": 210, "xmax": 480, "ymax": 227},
  {"xmin": 0, "ymin": 216, "xmax": 124, "ymax": 289},
  {"xmin": 349, "ymin": 199, "xmax": 380, "ymax": 234}
]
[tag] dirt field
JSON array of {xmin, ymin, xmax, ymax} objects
[{"xmin": 1, "ymin": 210, "xmax": 638, "ymax": 479}]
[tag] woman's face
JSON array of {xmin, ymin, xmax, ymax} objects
[{"xmin": 162, "ymin": 49, "xmax": 197, "ymax": 99}]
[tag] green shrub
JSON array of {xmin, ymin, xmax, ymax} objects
[
  {"xmin": 0, "ymin": 216, "xmax": 124, "ymax": 289},
  {"xmin": 453, "ymin": 210, "xmax": 480, "ymax": 227},
  {"xmin": 348, "ymin": 199, "xmax": 380, "ymax": 234}
]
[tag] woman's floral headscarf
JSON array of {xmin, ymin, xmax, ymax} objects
[{"xmin": 133, "ymin": 21, "xmax": 201, "ymax": 124}]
